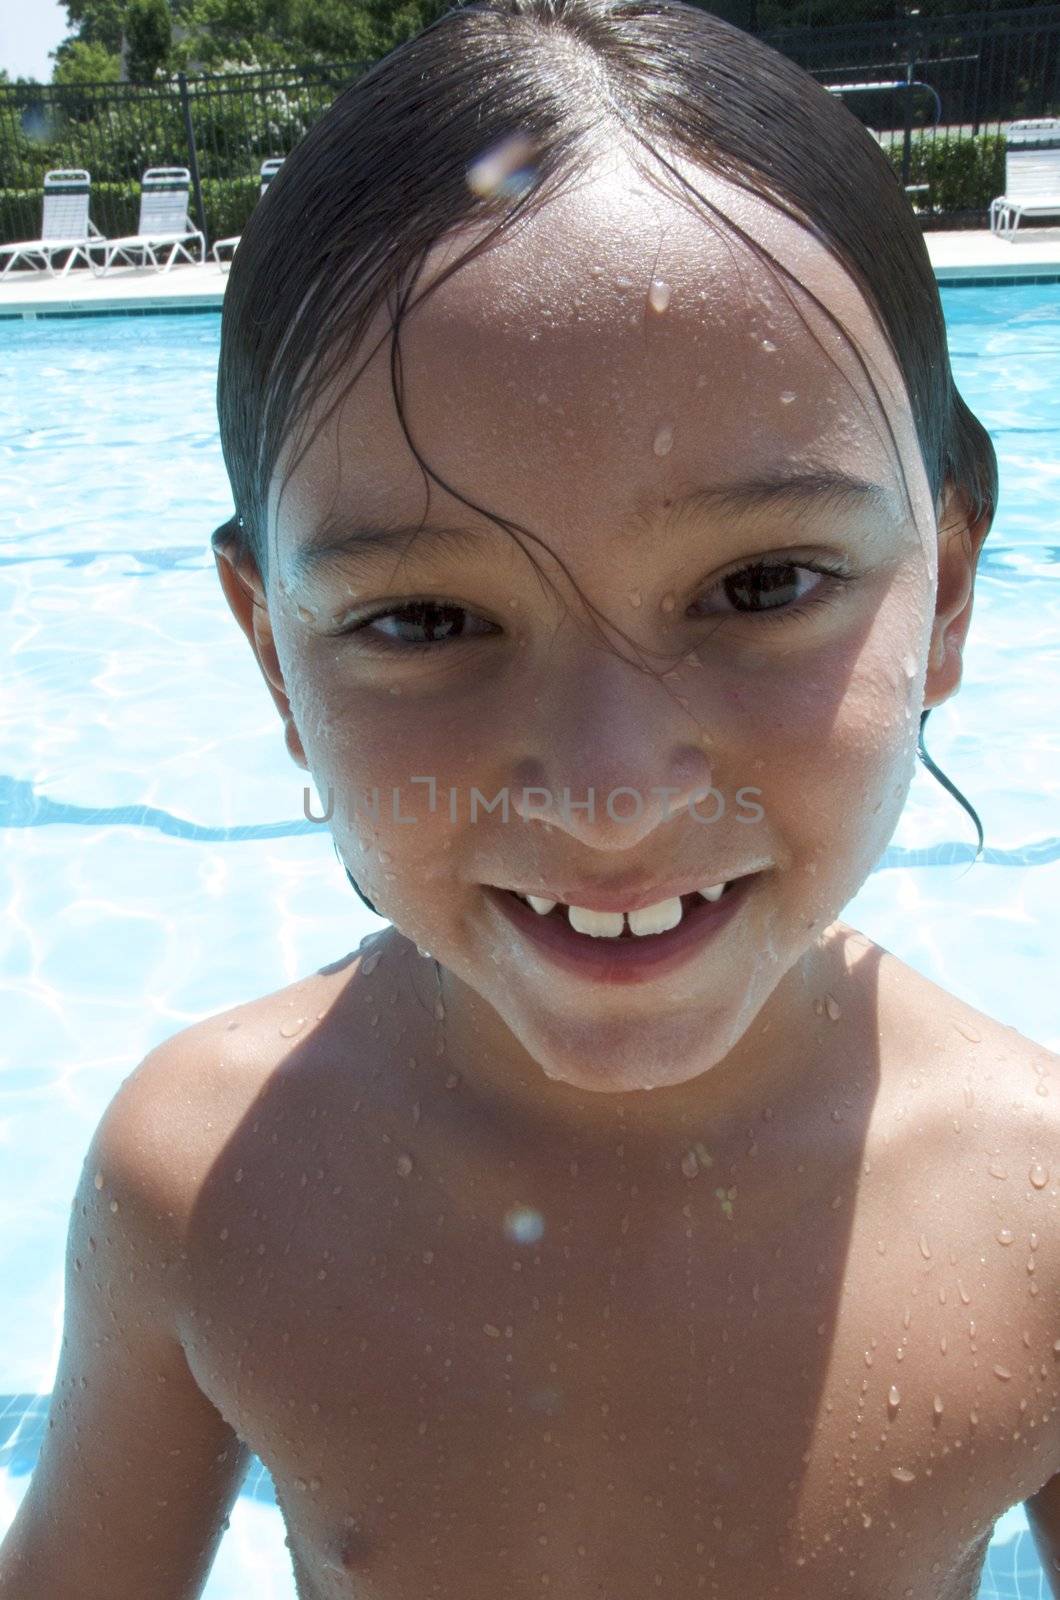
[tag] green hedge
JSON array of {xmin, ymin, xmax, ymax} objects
[
  {"xmin": 0, "ymin": 133, "xmax": 1015, "ymax": 248},
  {"xmin": 883, "ymin": 131, "xmax": 1006, "ymax": 215},
  {"xmin": 0, "ymin": 174, "xmax": 261, "ymax": 250}
]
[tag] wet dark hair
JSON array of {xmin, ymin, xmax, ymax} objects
[{"xmin": 212, "ymin": 0, "xmax": 996, "ymax": 918}]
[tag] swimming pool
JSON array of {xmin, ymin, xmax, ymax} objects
[{"xmin": 0, "ymin": 287, "xmax": 1057, "ymax": 1598}]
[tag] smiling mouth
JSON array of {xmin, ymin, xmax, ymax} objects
[
  {"xmin": 499, "ymin": 884, "xmax": 740, "ymax": 938},
  {"xmin": 481, "ymin": 873, "xmax": 759, "ymax": 983}
]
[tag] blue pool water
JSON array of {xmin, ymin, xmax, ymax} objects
[{"xmin": 0, "ymin": 289, "xmax": 1057, "ymax": 1597}]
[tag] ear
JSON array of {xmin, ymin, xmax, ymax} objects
[
  {"xmin": 212, "ymin": 536, "xmax": 309, "ymax": 771},
  {"xmin": 922, "ymin": 480, "xmax": 992, "ymax": 712}
]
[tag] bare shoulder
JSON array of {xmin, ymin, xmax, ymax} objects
[
  {"xmin": 832, "ymin": 920, "xmax": 1059, "ymax": 1081},
  {"xmin": 115, "ymin": 936, "xmax": 389, "ymax": 1219}
]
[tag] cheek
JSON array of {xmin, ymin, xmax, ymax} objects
[
  {"xmin": 288, "ymin": 670, "xmax": 477, "ymax": 905},
  {"xmin": 736, "ymin": 616, "xmax": 923, "ymax": 835}
]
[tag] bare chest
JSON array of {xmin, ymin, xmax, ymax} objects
[{"xmin": 176, "ymin": 1059, "xmax": 1057, "ymax": 1600}]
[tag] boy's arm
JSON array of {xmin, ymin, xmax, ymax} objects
[
  {"xmin": 1026, "ymin": 1470, "xmax": 1060, "ymax": 1599},
  {"xmin": 0, "ymin": 1042, "xmax": 251, "ymax": 1600}
]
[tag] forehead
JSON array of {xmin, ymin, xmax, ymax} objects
[{"xmin": 270, "ymin": 147, "xmax": 932, "ymax": 562}]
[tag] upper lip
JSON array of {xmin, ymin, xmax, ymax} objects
[{"xmin": 487, "ymin": 869, "xmax": 762, "ymax": 915}]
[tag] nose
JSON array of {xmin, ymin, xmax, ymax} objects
[{"xmin": 508, "ymin": 633, "xmax": 715, "ymax": 850}]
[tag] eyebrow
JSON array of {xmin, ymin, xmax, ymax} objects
[{"xmin": 288, "ymin": 470, "xmax": 899, "ymax": 580}]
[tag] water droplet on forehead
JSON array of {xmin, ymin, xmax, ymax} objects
[
  {"xmin": 652, "ymin": 422, "xmax": 674, "ymax": 457},
  {"xmin": 648, "ymin": 278, "xmax": 671, "ymax": 313},
  {"xmin": 779, "ymin": 391, "xmax": 797, "ymax": 405},
  {"xmin": 761, "ymin": 338, "xmax": 777, "ymax": 352}
]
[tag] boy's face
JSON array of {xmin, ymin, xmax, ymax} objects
[{"xmin": 220, "ymin": 147, "xmax": 985, "ymax": 1128}]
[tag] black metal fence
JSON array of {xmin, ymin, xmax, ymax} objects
[{"xmin": 0, "ymin": 3, "xmax": 1057, "ymax": 248}]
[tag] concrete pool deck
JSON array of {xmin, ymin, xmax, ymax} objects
[{"xmin": 1, "ymin": 224, "xmax": 1060, "ymax": 317}]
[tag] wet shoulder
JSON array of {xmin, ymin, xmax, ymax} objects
[
  {"xmin": 832, "ymin": 921, "xmax": 1058, "ymax": 1090},
  {"xmin": 131, "ymin": 933, "xmax": 402, "ymax": 1207}
]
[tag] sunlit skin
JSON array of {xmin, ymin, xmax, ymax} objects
[{"xmin": 215, "ymin": 143, "xmax": 987, "ymax": 1151}]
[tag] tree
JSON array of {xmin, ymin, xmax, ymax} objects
[
  {"xmin": 59, "ymin": 0, "xmax": 127, "ymax": 54},
  {"xmin": 123, "ymin": 0, "xmax": 174, "ymax": 79},
  {"xmin": 52, "ymin": 38, "xmax": 122, "ymax": 84}
]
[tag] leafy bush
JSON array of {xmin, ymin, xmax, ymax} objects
[{"xmin": 884, "ymin": 131, "xmax": 1007, "ymax": 215}]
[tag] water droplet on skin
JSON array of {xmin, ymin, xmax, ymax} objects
[
  {"xmin": 279, "ymin": 1016, "xmax": 306, "ymax": 1038},
  {"xmin": 888, "ymin": 1385, "xmax": 901, "ymax": 1412},
  {"xmin": 652, "ymin": 422, "xmax": 674, "ymax": 457},
  {"xmin": 761, "ymin": 338, "xmax": 777, "ymax": 352},
  {"xmin": 296, "ymin": 604, "xmax": 318, "ymax": 622},
  {"xmin": 997, "ymin": 1228, "xmax": 1013, "ymax": 1245},
  {"xmin": 93, "ymin": 1171, "xmax": 104, "ymax": 1190},
  {"xmin": 953, "ymin": 1020, "xmax": 982, "ymax": 1043},
  {"xmin": 648, "ymin": 278, "xmax": 671, "ymax": 313},
  {"xmin": 615, "ymin": 274, "xmax": 634, "ymax": 290},
  {"xmin": 445, "ymin": 1072, "xmax": 461, "ymax": 1089},
  {"xmin": 824, "ymin": 994, "xmax": 841, "ymax": 1021},
  {"xmin": 901, "ymin": 654, "xmax": 917, "ymax": 678},
  {"xmin": 779, "ymin": 391, "xmax": 797, "ymax": 404},
  {"xmin": 681, "ymin": 1150, "xmax": 699, "ymax": 1178},
  {"xmin": 890, "ymin": 1466, "xmax": 916, "ymax": 1483},
  {"xmin": 362, "ymin": 952, "xmax": 382, "ymax": 976},
  {"xmin": 109, "ymin": 1199, "xmax": 119, "ymax": 1213},
  {"xmin": 483, "ymin": 1323, "xmax": 502, "ymax": 1338},
  {"xmin": 1029, "ymin": 1162, "xmax": 1049, "ymax": 1188},
  {"xmin": 660, "ymin": 592, "xmax": 675, "ymax": 612},
  {"xmin": 396, "ymin": 1153, "xmax": 413, "ymax": 1178},
  {"xmin": 434, "ymin": 999, "xmax": 445, "ymax": 1020},
  {"xmin": 416, "ymin": 946, "xmax": 433, "ymax": 960}
]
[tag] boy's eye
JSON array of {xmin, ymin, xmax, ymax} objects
[
  {"xmin": 697, "ymin": 558, "xmax": 851, "ymax": 618},
  {"xmin": 330, "ymin": 559, "xmax": 852, "ymax": 653},
  {"xmin": 333, "ymin": 599, "xmax": 497, "ymax": 651}
]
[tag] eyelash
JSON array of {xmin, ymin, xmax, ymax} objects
[{"xmin": 328, "ymin": 558, "xmax": 855, "ymax": 654}]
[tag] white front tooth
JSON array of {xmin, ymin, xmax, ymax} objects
[
  {"xmin": 567, "ymin": 904, "xmax": 625, "ymax": 938},
  {"xmin": 526, "ymin": 895, "xmax": 558, "ymax": 915},
  {"xmin": 697, "ymin": 882, "xmax": 726, "ymax": 903},
  {"xmin": 627, "ymin": 896, "xmax": 684, "ymax": 936}
]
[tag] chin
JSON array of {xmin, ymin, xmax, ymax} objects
[{"xmin": 521, "ymin": 1009, "xmax": 731, "ymax": 1094}]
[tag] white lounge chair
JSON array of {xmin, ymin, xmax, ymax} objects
[
  {"xmin": 0, "ymin": 169, "xmax": 104, "ymax": 280},
  {"xmin": 989, "ymin": 118, "xmax": 1060, "ymax": 240},
  {"xmin": 93, "ymin": 167, "xmax": 205, "ymax": 274},
  {"xmin": 210, "ymin": 157, "xmax": 285, "ymax": 269}
]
